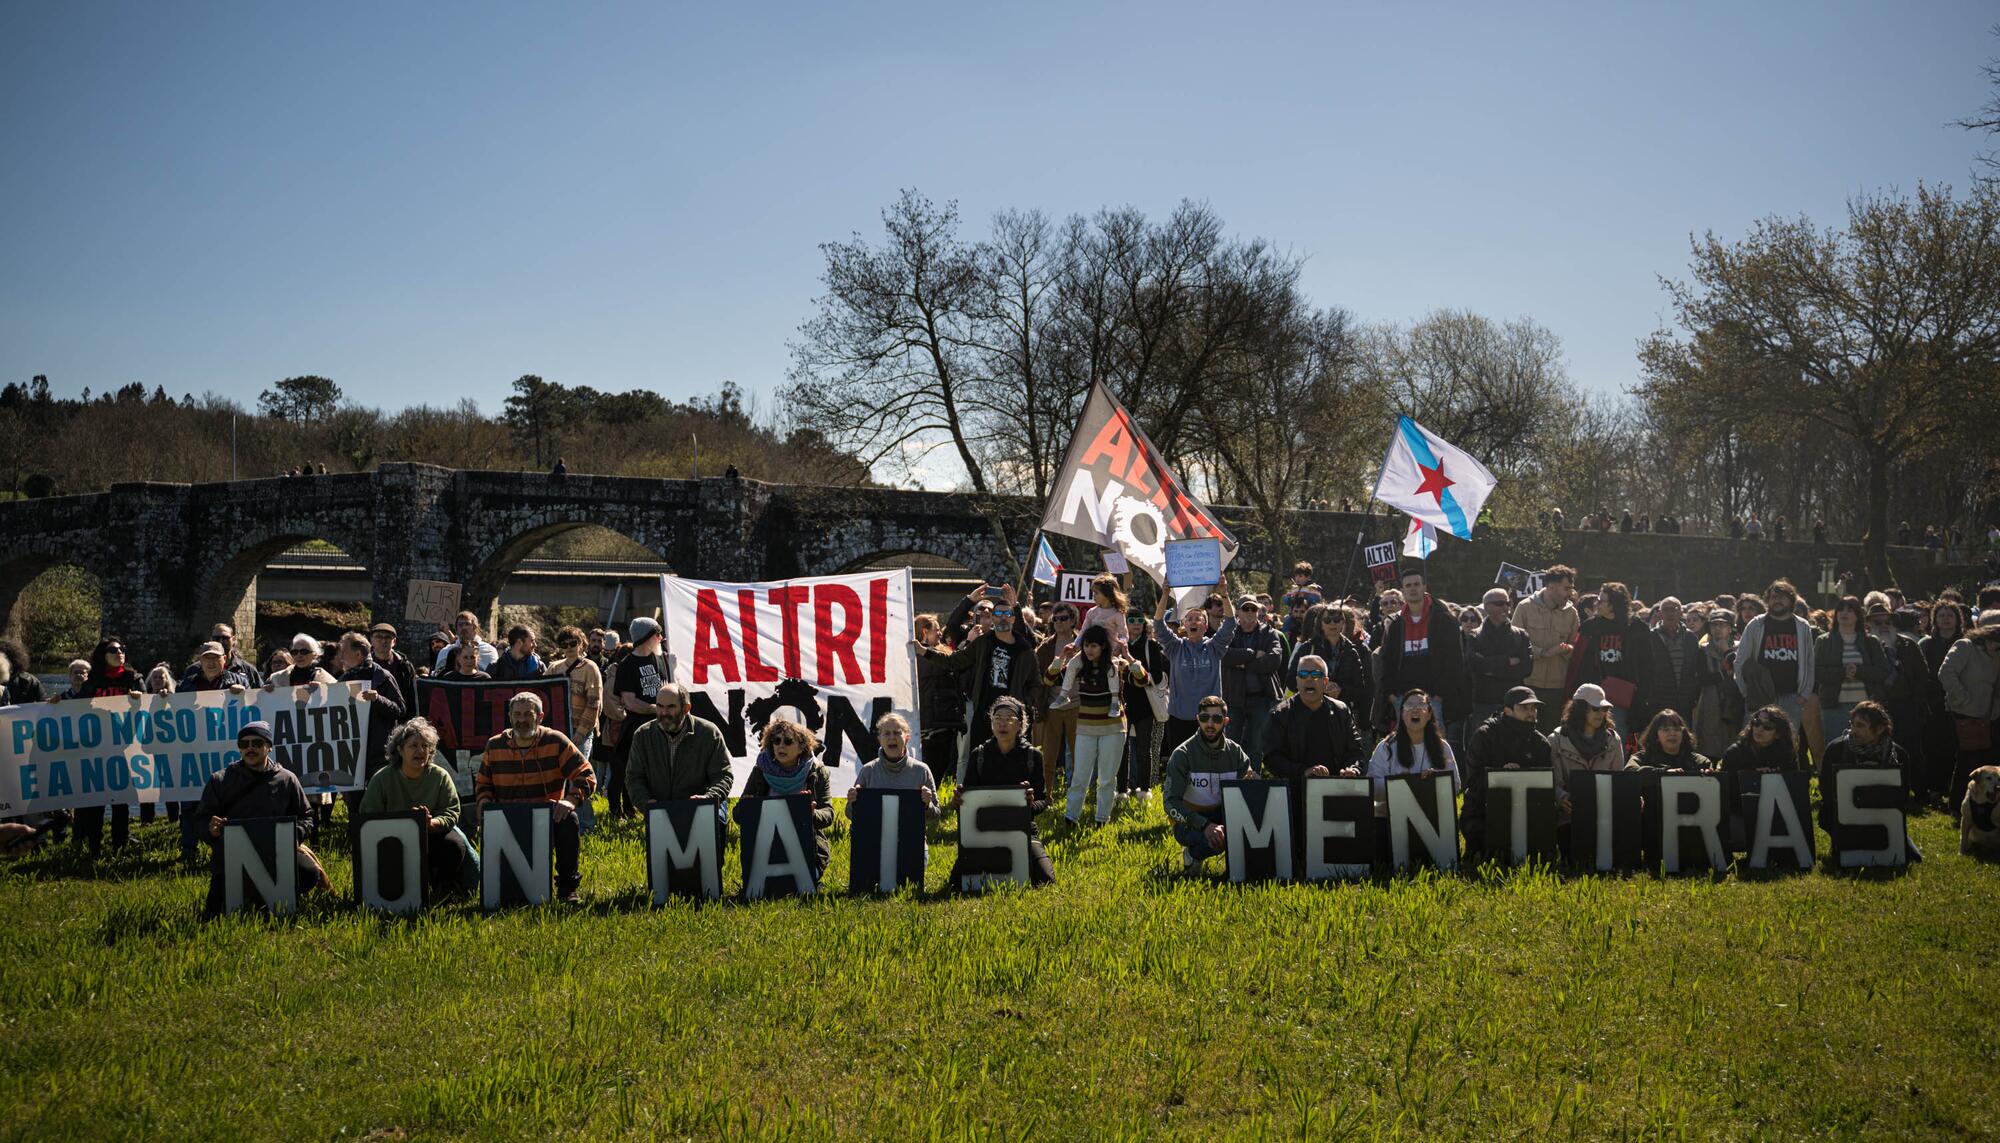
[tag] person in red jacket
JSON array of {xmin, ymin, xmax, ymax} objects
[{"xmin": 73, "ymin": 636, "xmax": 142, "ymax": 858}]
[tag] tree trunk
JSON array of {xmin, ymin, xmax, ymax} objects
[{"xmin": 1864, "ymin": 444, "xmax": 1892, "ymax": 587}]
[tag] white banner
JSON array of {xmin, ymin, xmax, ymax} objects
[
  {"xmin": 661, "ymin": 569, "xmax": 919, "ymax": 797},
  {"xmin": 0, "ymin": 684, "xmax": 372, "ymax": 814}
]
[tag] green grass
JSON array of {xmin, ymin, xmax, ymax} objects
[{"xmin": 1, "ymin": 798, "xmax": 1994, "ymax": 1140}]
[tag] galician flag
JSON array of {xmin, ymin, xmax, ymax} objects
[
  {"xmin": 1373, "ymin": 415, "xmax": 1498, "ymax": 541},
  {"xmin": 1031, "ymin": 534, "xmax": 1062, "ymax": 587},
  {"xmin": 1403, "ymin": 516, "xmax": 1437, "ymax": 559}
]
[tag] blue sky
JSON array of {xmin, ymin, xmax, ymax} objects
[{"xmin": 2, "ymin": 2, "xmax": 1992, "ymax": 442}]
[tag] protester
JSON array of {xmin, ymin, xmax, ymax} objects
[
  {"xmin": 195, "ymin": 622, "xmax": 265, "ymax": 689},
  {"xmin": 1152, "ymin": 585, "xmax": 1236, "ymax": 766},
  {"xmin": 1459, "ymin": 686, "xmax": 1552, "ymax": 859},
  {"xmin": 921, "ymin": 585, "xmax": 1045, "ymax": 785},
  {"xmin": 436, "ymin": 643, "xmax": 491, "ymax": 682},
  {"xmin": 735, "ymin": 716, "xmax": 836, "ymax": 883},
  {"xmin": 367, "ymin": 622, "xmax": 419, "ymax": 712},
  {"xmin": 949, "ymin": 697, "xmax": 1055, "ymax": 885},
  {"xmin": 609, "ymin": 616, "xmax": 672, "ymax": 820},
  {"xmin": 334, "ymin": 630, "xmax": 407, "ymax": 796},
  {"xmin": 434, "ymin": 611, "xmax": 499, "ymax": 673},
  {"xmin": 263, "ymin": 648, "xmax": 293, "ymax": 681},
  {"xmin": 1549, "ymin": 684, "xmax": 1626, "ymax": 848},
  {"xmin": 357, "ymin": 717, "xmax": 473, "ymax": 891},
  {"xmin": 1812, "ymin": 596, "xmax": 1890, "ymax": 749},
  {"xmin": 912, "ymin": 613, "xmax": 967, "ymax": 789},
  {"xmin": 54, "ymin": 657, "xmax": 90, "ymax": 701},
  {"xmin": 1287, "ymin": 602, "xmax": 1371, "ymax": 724},
  {"xmin": 847, "ymin": 713, "xmax": 940, "ymax": 825},
  {"xmin": 1464, "ymin": 588, "xmax": 1533, "ymax": 738},
  {"xmin": 491, "ymin": 624, "xmax": 543, "ymax": 681},
  {"xmin": 1260, "ymin": 654, "xmax": 1366, "ymax": 796},
  {"xmin": 1626, "ymin": 709, "xmax": 1711, "ymax": 771},
  {"xmin": 623, "ymin": 682, "xmax": 732, "ymax": 814},
  {"xmin": 1567, "ymin": 582, "xmax": 1659, "ymax": 737},
  {"xmin": 1937, "ymin": 620, "xmax": 2000, "ymax": 809},
  {"xmin": 1719, "ymin": 706, "xmax": 1803, "ymax": 774},
  {"xmin": 422, "ymin": 631, "xmax": 449, "ymax": 677},
  {"xmin": 1817, "ymin": 702, "xmax": 1923, "ymax": 859},
  {"xmin": 1872, "ymin": 605, "xmax": 1933, "ymax": 794},
  {"xmin": 1163, "ymin": 695, "xmax": 1257, "ymax": 874},
  {"xmin": 1049, "ymin": 624, "xmax": 1149, "ymax": 826},
  {"xmin": 1651, "ymin": 597, "xmax": 1705, "ymax": 727},
  {"xmin": 0, "ymin": 639, "xmax": 46, "ymax": 706},
  {"xmin": 279, "ymin": 635, "xmax": 338, "ymax": 687},
  {"xmin": 1735, "ymin": 580, "xmax": 1817, "ymax": 749},
  {"xmin": 194, "ymin": 720, "xmax": 327, "ymax": 912},
  {"xmin": 1348, "ymin": 691, "xmax": 1458, "ymax": 863},
  {"xmin": 72, "ymin": 636, "xmax": 142, "ymax": 858},
  {"xmin": 1034, "ymin": 602, "xmax": 1082, "ymax": 786},
  {"xmin": 1375, "ymin": 567, "xmax": 1467, "ymax": 740},
  {"xmin": 1120, "ymin": 608, "xmax": 1170, "ymax": 802},
  {"xmin": 1694, "ymin": 610, "xmax": 1745, "ymax": 755},
  {"xmin": 476, "ymin": 691, "xmax": 595, "ymax": 903}
]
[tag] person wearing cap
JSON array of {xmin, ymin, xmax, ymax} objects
[
  {"xmin": 181, "ymin": 622, "xmax": 263, "ymax": 690},
  {"xmin": 477, "ymin": 691, "xmax": 595, "ymax": 902},
  {"xmin": 182, "ymin": 642, "xmax": 249, "ymax": 693},
  {"xmin": 1549, "ymin": 683, "xmax": 1626, "ymax": 846},
  {"xmin": 367, "ymin": 622, "xmax": 419, "ymax": 711},
  {"xmin": 1219, "ymin": 594, "xmax": 1285, "ymax": 770},
  {"xmin": 433, "ymin": 611, "xmax": 500, "ymax": 674},
  {"xmin": 1694, "ymin": 608, "xmax": 1745, "ymax": 754},
  {"xmin": 1260, "ymin": 654, "xmax": 1365, "ymax": 797},
  {"xmin": 193, "ymin": 720, "xmax": 327, "ymax": 911},
  {"xmin": 1464, "ymin": 588, "xmax": 1533, "ymax": 742},
  {"xmin": 1460, "ymin": 686, "xmax": 1553, "ymax": 859},
  {"xmin": 274, "ymin": 634, "xmax": 337, "ymax": 688},
  {"xmin": 609, "ymin": 615, "xmax": 672, "ymax": 821}
]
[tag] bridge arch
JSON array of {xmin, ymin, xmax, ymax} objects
[
  {"xmin": 462, "ymin": 521, "xmax": 677, "ymax": 631},
  {"xmin": 192, "ymin": 527, "xmax": 378, "ymax": 662}
]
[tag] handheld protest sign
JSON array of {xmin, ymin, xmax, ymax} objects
[
  {"xmin": 1164, "ymin": 538, "xmax": 1223, "ymax": 588},
  {"xmin": 1221, "ymin": 779, "xmax": 1294, "ymax": 882},
  {"xmin": 481, "ymin": 803, "xmax": 552, "ymax": 910},
  {"xmin": 1385, "ymin": 773, "xmax": 1458, "ymax": 871},
  {"xmin": 1058, "ymin": 572, "xmax": 1094, "ymax": 606},
  {"xmin": 1301, "ymin": 776, "xmax": 1374, "ymax": 880},
  {"xmin": 1569, "ymin": 771, "xmax": 1643, "ymax": 872},
  {"xmin": 1828, "ymin": 767, "xmax": 1908, "ymax": 869},
  {"xmin": 1656, "ymin": 773, "xmax": 1728, "ymax": 875},
  {"xmin": 1740, "ymin": 771, "xmax": 1815, "ymax": 872},
  {"xmin": 213, "ymin": 816, "xmax": 299, "ymax": 916},
  {"xmin": 738, "ymin": 795, "xmax": 818, "ymax": 900},
  {"xmin": 847, "ymin": 788, "xmax": 927, "ymax": 894},
  {"xmin": 1483, "ymin": 768, "xmax": 1557, "ymax": 866},
  {"xmin": 645, "ymin": 799, "xmax": 726, "ymax": 902},
  {"xmin": 352, "ymin": 811, "xmax": 429, "ymax": 914},
  {"xmin": 956, "ymin": 786, "xmax": 1033, "ymax": 891}
]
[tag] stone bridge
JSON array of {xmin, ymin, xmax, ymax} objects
[{"xmin": 0, "ymin": 463, "xmax": 1984, "ymax": 665}]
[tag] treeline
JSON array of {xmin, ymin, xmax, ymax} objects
[
  {"xmin": 787, "ymin": 185, "xmax": 2000, "ymax": 582},
  {"xmin": 0, "ymin": 375, "xmax": 871, "ymax": 495}
]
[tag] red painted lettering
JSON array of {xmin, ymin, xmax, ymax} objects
[
  {"xmin": 813, "ymin": 583, "xmax": 866, "ymax": 686},
  {"xmin": 867, "ymin": 576, "xmax": 888, "ymax": 684},
  {"xmin": 1078, "ymin": 410, "xmax": 1136, "ymax": 476},
  {"xmin": 737, "ymin": 589, "xmax": 779, "ymax": 682},
  {"xmin": 769, "ymin": 585, "xmax": 811, "ymax": 678},
  {"xmin": 690, "ymin": 589, "xmax": 740, "ymax": 684}
]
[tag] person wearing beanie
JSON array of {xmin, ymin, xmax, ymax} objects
[
  {"xmin": 610, "ymin": 615, "xmax": 672, "ymax": 820},
  {"xmin": 192, "ymin": 720, "xmax": 327, "ymax": 911}
]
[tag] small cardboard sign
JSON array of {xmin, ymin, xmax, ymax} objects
[
  {"xmin": 1101, "ymin": 550, "xmax": 1130, "ymax": 574},
  {"xmin": 1058, "ymin": 572, "xmax": 1095, "ymax": 605},
  {"xmin": 1164, "ymin": 538, "xmax": 1223, "ymax": 588},
  {"xmin": 406, "ymin": 579, "xmax": 463, "ymax": 629}
]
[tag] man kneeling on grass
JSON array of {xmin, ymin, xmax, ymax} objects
[
  {"xmin": 1164, "ymin": 695, "xmax": 1257, "ymax": 875},
  {"xmin": 195, "ymin": 720, "xmax": 328, "ymax": 908},
  {"xmin": 477, "ymin": 692, "xmax": 595, "ymax": 903}
]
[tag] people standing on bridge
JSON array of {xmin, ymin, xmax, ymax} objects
[
  {"xmin": 73, "ymin": 637, "xmax": 142, "ymax": 859},
  {"xmin": 545, "ymin": 626, "xmax": 603, "ymax": 833},
  {"xmin": 920, "ymin": 584, "xmax": 1045, "ymax": 785},
  {"xmin": 367, "ymin": 622, "xmax": 419, "ymax": 711},
  {"xmin": 477, "ymin": 691, "xmax": 594, "ymax": 904},
  {"xmin": 491, "ymin": 624, "xmax": 543, "ymax": 681},
  {"xmin": 434, "ymin": 611, "xmax": 499, "ymax": 674},
  {"xmin": 610, "ymin": 616, "xmax": 672, "ymax": 821},
  {"xmin": 436, "ymin": 643, "xmax": 491, "ymax": 682}
]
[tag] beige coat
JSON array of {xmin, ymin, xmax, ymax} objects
[
  {"xmin": 1549, "ymin": 724, "xmax": 1625, "ymax": 824},
  {"xmin": 1513, "ymin": 591, "xmax": 1579, "ymax": 691}
]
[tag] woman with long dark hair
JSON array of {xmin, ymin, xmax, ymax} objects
[
  {"xmin": 1719, "ymin": 706, "xmax": 1802, "ymax": 774},
  {"xmin": 1627, "ymin": 709, "xmax": 1710, "ymax": 771},
  {"xmin": 1812, "ymin": 595, "xmax": 1889, "ymax": 749},
  {"xmin": 1355, "ymin": 690, "xmax": 1458, "ymax": 824},
  {"xmin": 1049, "ymin": 624, "xmax": 1149, "ymax": 825},
  {"xmin": 1567, "ymin": 582, "xmax": 1660, "ymax": 737},
  {"xmin": 74, "ymin": 636, "xmax": 143, "ymax": 858}
]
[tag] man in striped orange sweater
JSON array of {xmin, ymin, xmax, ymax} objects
[{"xmin": 476, "ymin": 691, "xmax": 596, "ymax": 902}]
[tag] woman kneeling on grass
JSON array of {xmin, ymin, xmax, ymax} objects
[
  {"xmin": 1626, "ymin": 710, "xmax": 1711, "ymax": 772},
  {"xmin": 734, "ymin": 714, "xmax": 835, "ymax": 882},
  {"xmin": 847, "ymin": 713, "xmax": 941, "ymax": 875},
  {"xmin": 949, "ymin": 697, "xmax": 1056, "ymax": 885},
  {"xmin": 1343, "ymin": 690, "xmax": 1458, "ymax": 866},
  {"xmin": 358, "ymin": 717, "xmax": 476, "ymax": 892}
]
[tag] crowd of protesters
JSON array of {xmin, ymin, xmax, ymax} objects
[{"xmin": 3, "ymin": 557, "xmax": 1997, "ymax": 889}]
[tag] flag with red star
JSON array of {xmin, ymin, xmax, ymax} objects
[{"xmin": 1372, "ymin": 415, "xmax": 1498, "ymax": 541}]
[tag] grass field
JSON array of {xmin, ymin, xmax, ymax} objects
[{"xmin": 1, "ymin": 796, "xmax": 1995, "ymax": 1140}]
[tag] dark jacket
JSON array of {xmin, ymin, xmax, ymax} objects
[
  {"xmin": 193, "ymin": 761, "xmax": 315, "ymax": 843},
  {"xmin": 372, "ymin": 651, "xmax": 419, "ymax": 719},
  {"xmin": 1287, "ymin": 634, "xmax": 1371, "ymax": 720},
  {"xmin": 182, "ymin": 653, "xmax": 264, "ymax": 692},
  {"xmin": 962, "ymin": 737, "xmax": 1048, "ymax": 816},
  {"xmin": 1811, "ymin": 629, "xmax": 1890, "ymax": 707},
  {"xmin": 1567, "ymin": 616, "xmax": 1662, "ymax": 718},
  {"xmin": 0, "ymin": 669, "xmax": 46, "ymax": 706},
  {"xmin": 734, "ymin": 758, "xmax": 836, "ymax": 876},
  {"xmin": 1121, "ymin": 634, "xmax": 1170, "ymax": 720},
  {"xmin": 1459, "ymin": 713, "xmax": 1553, "ymax": 854},
  {"xmin": 490, "ymin": 650, "xmax": 545, "ymax": 681},
  {"xmin": 1653, "ymin": 628, "xmax": 1705, "ymax": 720},
  {"xmin": 1465, "ymin": 622, "xmax": 1533, "ymax": 705},
  {"xmin": 919, "ymin": 624, "xmax": 1044, "ymax": 725},
  {"xmin": 82, "ymin": 666, "xmax": 142, "ymax": 698},
  {"xmin": 916, "ymin": 641, "xmax": 969, "ymax": 730},
  {"xmin": 1377, "ymin": 598, "xmax": 1468, "ymax": 722},
  {"xmin": 1219, "ymin": 622, "xmax": 1285, "ymax": 706},
  {"xmin": 181, "ymin": 667, "xmax": 249, "ymax": 692},
  {"xmin": 1719, "ymin": 736, "xmax": 1804, "ymax": 774},
  {"xmin": 1259, "ymin": 693, "xmax": 1365, "ymax": 786},
  {"xmin": 337, "ymin": 661, "xmax": 407, "ymax": 776},
  {"xmin": 625, "ymin": 715, "xmax": 734, "ymax": 804}
]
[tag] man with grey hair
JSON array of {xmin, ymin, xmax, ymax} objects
[
  {"xmin": 1651, "ymin": 597, "xmax": 1703, "ymax": 721},
  {"xmin": 476, "ymin": 690, "xmax": 594, "ymax": 902},
  {"xmin": 1464, "ymin": 588, "xmax": 1532, "ymax": 739}
]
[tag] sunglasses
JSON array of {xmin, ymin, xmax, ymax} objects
[
  {"xmin": 236, "ymin": 739, "xmax": 267, "ymax": 749},
  {"xmin": 106, "ymin": 645, "xmax": 125, "ymax": 654},
  {"xmin": 1751, "ymin": 718, "xmax": 1780, "ymax": 730},
  {"xmin": 1296, "ymin": 669, "xmax": 1326, "ymax": 680},
  {"xmin": 992, "ymin": 610, "xmax": 1016, "ymax": 618},
  {"xmin": 1196, "ymin": 712, "xmax": 1227, "ymax": 724},
  {"xmin": 768, "ymin": 733, "xmax": 799, "ymax": 746}
]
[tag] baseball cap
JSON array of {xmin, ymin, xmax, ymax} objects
[
  {"xmin": 1503, "ymin": 686, "xmax": 1540, "ymax": 706},
  {"xmin": 198, "ymin": 641, "xmax": 226, "ymax": 658},
  {"xmin": 1571, "ymin": 683, "xmax": 1614, "ymax": 709}
]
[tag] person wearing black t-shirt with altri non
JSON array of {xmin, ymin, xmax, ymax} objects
[{"xmin": 609, "ymin": 616, "xmax": 672, "ymax": 821}]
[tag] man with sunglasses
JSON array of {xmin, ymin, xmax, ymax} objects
[
  {"xmin": 1220, "ymin": 595, "xmax": 1285, "ymax": 770},
  {"xmin": 922, "ymin": 583, "xmax": 1046, "ymax": 784},
  {"xmin": 193, "ymin": 720, "xmax": 327, "ymax": 908},
  {"xmin": 1260, "ymin": 654, "xmax": 1365, "ymax": 797},
  {"xmin": 1163, "ymin": 695, "xmax": 1257, "ymax": 874},
  {"xmin": 1465, "ymin": 589, "xmax": 1533, "ymax": 741}
]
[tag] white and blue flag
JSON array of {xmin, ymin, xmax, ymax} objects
[
  {"xmin": 1031, "ymin": 534, "xmax": 1062, "ymax": 587},
  {"xmin": 1373, "ymin": 415, "xmax": 1498, "ymax": 541}
]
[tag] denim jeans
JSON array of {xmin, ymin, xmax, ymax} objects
[
  {"xmin": 1236, "ymin": 697, "xmax": 1277, "ymax": 768},
  {"xmin": 1173, "ymin": 816, "xmax": 1225, "ymax": 863},
  {"xmin": 1066, "ymin": 730, "xmax": 1125, "ymax": 824}
]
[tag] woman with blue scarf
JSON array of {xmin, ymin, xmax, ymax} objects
[{"xmin": 733, "ymin": 714, "xmax": 836, "ymax": 880}]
